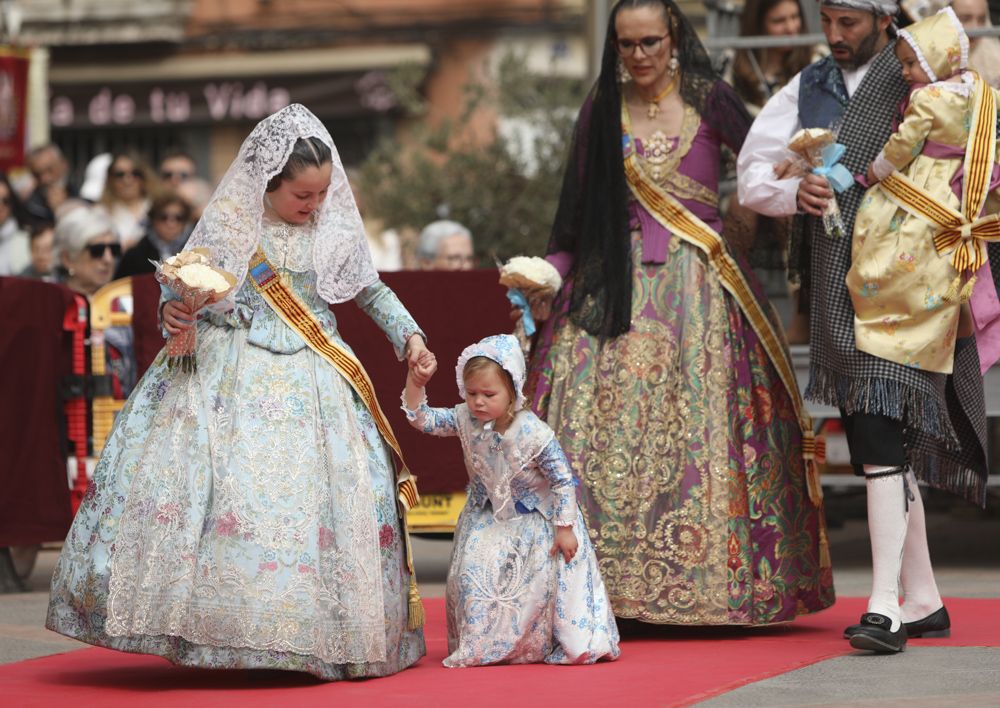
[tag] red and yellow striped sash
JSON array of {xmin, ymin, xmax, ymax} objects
[
  {"xmin": 620, "ymin": 104, "xmax": 821, "ymax": 506},
  {"xmin": 963, "ymin": 72, "xmax": 997, "ymax": 221},
  {"xmin": 247, "ymin": 249, "xmax": 419, "ymax": 510},
  {"xmin": 248, "ymin": 249, "xmax": 425, "ymax": 628},
  {"xmin": 879, "ymin": 75, "xmax": 999, "ymax": 274},
  {"xmin": 880, "ymin": 173, "xmax": 1000, "ymax": 274}
]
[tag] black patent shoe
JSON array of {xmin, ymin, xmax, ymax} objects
[
  {"xmin": 848, "ymin": 613, "xmax": 907, "ymax": 653},
  {"xmin": 904, "ymin": 606, "xmax": 951, "ymax": 638},
  {"xmin": 842, "ymin": 621, "xmax": 863, "ymax": 639}
]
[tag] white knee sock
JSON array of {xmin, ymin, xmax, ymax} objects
[
  {"xmin": 865, "ymin": 465, "xmax": 908, "ymax": 632},
  {"xmin": 900, "ymin": 469, "xmax": 943, "ymax": 622}
]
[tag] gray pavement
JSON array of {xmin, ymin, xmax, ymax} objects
[
  {"xmin": 2, "ymin": 501, "xmax": 998, "ymax": 706},
  {"xmin": 699, "ymin": 648, "xmax": 1000, "ymax": 707}
]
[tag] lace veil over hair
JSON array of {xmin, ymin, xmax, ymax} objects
[{"xmin": 186, "ymin": 103, "xmax": 378, "ymax": 303}]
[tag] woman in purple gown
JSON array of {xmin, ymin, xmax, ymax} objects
[{"xmin": 525, "ymin": 0, "xmax": 835, "ymax": 625}]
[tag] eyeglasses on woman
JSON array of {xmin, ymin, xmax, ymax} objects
[{"xmin": 615, "ymin": 34, "xmax": 670, "ymax": 57}]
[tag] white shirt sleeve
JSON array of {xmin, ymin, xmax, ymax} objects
[{"xmin": 736, "ymin": 73, "xmax": 803, "ymax": 218}]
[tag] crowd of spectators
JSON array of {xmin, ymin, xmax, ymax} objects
[
  {"xmin": 1, "ymin": 143, "xmax": 479, "ymax": 284},
  {"xmin": 0, "ymin": 141, "xmax": 481, "ymax": 416},
  {"xmin": 0, "ymin": 144, "xmax": 203, "ymax": 287}
]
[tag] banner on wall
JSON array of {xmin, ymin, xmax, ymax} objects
[
  {"xmin": 47, "ymin": 70, "xmax": 400, "ymax": 130},
  {"xmin": 0, "ymin": 46, "xmax": 29, "ymax": 171}
]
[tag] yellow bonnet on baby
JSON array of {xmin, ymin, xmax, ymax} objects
[{"xmin": 899, "ymin": 7, "xmax": 969, "ymax": 82}]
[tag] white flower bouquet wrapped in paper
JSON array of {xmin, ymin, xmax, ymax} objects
[
  {"xmin": 499, "ymin": 256, "xmax": 562, "ymax": 348},
  {"xmin": 787, "ymin": 127, "xmax": 853, "ymax": 239},
  {"xmin": 153, "ymin": 247, "xmax": 236, "ymax": 372}
]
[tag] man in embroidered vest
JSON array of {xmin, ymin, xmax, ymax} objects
[{"xmin": 737, "ymin": 0, "xmax": 992, "ymax": 653}]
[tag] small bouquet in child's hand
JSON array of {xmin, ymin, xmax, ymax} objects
[
  {"xmin": 153, "ymin": 247, "xmax": 236, "ymax": 373},
  {"xmin": 787, "ymin": 127, "xmax": 854, "ymax": 239},
  {"xmin": 499, "ymin": 256, "xmax": 562, "ymax": 351}
]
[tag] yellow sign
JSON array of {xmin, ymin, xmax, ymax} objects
[{"xmin": 407, "ymin": 492, "xmax": 467, "ymax": 532}]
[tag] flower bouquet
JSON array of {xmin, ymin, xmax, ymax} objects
[
  {"xmin": 787, "ymin": 127, "xmax": 853, "ymax": 239},
  {"xmin": 499, "ymin": 256, "xmax": 562, "ymax": 352},
  {"xmin": 153, "ymin": 248, "xmax": 236, "ymax": 372}
]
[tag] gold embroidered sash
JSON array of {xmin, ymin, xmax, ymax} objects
[
  {"xmin": 878, "ymin": 75, "xmax": 1000, "ymax": 274},
  {"xmin": 620, "ymin": 103, "xmax": 823, "ymax": 508},
  {"xmin": 247, "ymin": 248, "xmax": 424, "ymax": 628}
]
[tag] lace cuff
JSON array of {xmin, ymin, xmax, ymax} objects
[
  {"xmin": 399, "ymin": 390, "xmax": 458, "ymax": 437},
  {"xmin": 400, "ymin": 388, "xmax": 427, "ymax": 421},
  {"xmin": 871, "ymin": 152, "xmax": 895, "ymax": 182}
]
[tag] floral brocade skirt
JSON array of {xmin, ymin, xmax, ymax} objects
[
  {"xmin": 46, "ymin": 322, "xmax": 425, "ymax": 679},
  {"xmin": 444, "ymin": 504, "xmax": 620, "ymax": 667},
  {"xmin": 527, "ymin": 234, "xmax": 835, "ymax": 625}
]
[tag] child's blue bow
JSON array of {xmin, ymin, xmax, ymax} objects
[{"xmin": 812, "ymin": 143, "xmax": 853, "ymax": 193}]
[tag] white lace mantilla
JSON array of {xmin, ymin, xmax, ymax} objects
[{"xmin": 186, "ymin": 103, "xmax": 378, "ymax": 304}]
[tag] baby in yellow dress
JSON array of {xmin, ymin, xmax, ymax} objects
[{"xmin": 847, "ymin": 7, "xmax": 1000, "ymax": 373}]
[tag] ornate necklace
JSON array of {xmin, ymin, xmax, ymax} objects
[
  {"xmin": 643, "ymin": 131, "xmax": 674, "ymax": 183},
  {"xmin": 645, "ymin": 77, "xmax": 678, "ymax": 119}
]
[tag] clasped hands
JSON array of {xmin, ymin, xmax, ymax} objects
[{"xmin": 407, "ymin": 335, "xmax": 437, "ymax": 387}]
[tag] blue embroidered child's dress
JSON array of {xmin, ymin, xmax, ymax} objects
[{"xmin": 404, "ymin": 394, "xmax": 620, "ymax": 667}]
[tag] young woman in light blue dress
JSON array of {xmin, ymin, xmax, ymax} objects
[
  {"xmin": 46, "ymin": 104, "xmax": 429, "ymax": 680},
  {"xmin": 403, "ymin": 334, "xmax": 620, "ymax": 667}
]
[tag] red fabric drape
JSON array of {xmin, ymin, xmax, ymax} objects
[
  {"xmin": 0, "ymin": 277, "xmax": 76, "ymax": 545},
  {"xmin": 131, "ymin": 273, "xmax": 164, "ymax": 378},
  {"xmin": 130, "ymin": 269, "xmax": 514, "ymax": 493},
  {"xmin": 334, "ymin": 270, "xmax": 512, "ymax": 493}
]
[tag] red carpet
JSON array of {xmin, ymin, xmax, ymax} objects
[{"xmin": 3, "ymin": 597, "xmax": 998, "ymax": 708}]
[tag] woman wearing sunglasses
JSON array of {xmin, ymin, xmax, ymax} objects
[
  {"xmin": 115, "ymin": 192, "xmax": 192, "ymax": 278},
  {"xmin": 95, "ymin": 152, "xmax": 155, "ymax": 251},
  {"xmin": 55, "ymin": 206, "xmax": 135, "ymax": 396},
  {"xmin": 525, "ymin": 0, "xmax": 834, "ymax": 627}
]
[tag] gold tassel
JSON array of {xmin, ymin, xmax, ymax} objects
[
  {"xmin": 407, "ymin": 575, "xmax": 425, "ymax": 631},
  {"xmin": 959, "ymin": 274, "xmax": 978, "ymax": 303},
  {"xmin": 805, "ymin": 459, "xmax": 824, "ymax": 507},
  {"xmin": 943, "ymin": 275, "xmax": 962, "ymax": 303},
  {"xmin": 398, "ymin": 500, "xmax": 425, "ymax": 630},
  {"xmin": 819, "ymin": 518, "xmax": 832, "ymax": 570}
]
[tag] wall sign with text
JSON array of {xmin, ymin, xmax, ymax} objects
[{"xmin": 49, "ymin": 72, "xmax": 398, "ymax": 129}]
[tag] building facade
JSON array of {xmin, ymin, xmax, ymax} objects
[{"xmin": 17, "ymin": 0, "xmax": 584, "ymax": 183}]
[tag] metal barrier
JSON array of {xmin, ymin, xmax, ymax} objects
[{"xmin": 703, "ymin": 24, "xmax": 1000, "ymax": 54}]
